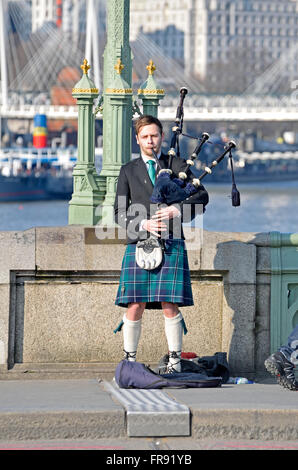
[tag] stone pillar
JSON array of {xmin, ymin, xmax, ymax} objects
[
  {"xmin": 138, "ymin": 60, "xmax": 165, "ymax": 117},
  {"xmin": 68, "ymin": 59, "xmax": 106, "ymax": 225},
  {"xmin": 99, "ymin": 0, "xmax": 133, "ymax": 226}
]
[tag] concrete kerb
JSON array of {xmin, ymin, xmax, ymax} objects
[
  {"xmin": 0, "ymin": 378, "xmax": 126, "ymax": 440},
  {"xmin": 0, "ymin": 378, "xmax": 297, "ymax": 441}
]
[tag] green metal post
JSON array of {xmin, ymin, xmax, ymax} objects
[
  {"xmin": 138, "ymin": 60, "xmax": 165, "ymax": 117},
  {"xmin": 270, "ymin": 231, "xmax": 298, "ymax": 354},
  {"xmin": 99, "ymin": 0, "xmax": 133, "ymax": 226},
  {"xmin": 68, "ymin": 59, "xmax": 106, "ymax": 225}
]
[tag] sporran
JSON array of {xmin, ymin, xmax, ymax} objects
[{"xmin": 135, "ymin": 236, "xmax": 164, "ymax": 270}]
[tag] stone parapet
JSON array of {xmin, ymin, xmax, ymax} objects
[{"xmin": 0, "ymin": 226, "xmax": 271, "ymax": 377}]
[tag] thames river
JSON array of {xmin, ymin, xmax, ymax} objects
[{"xmin": 0, "ymin": 181, "xmax": 298, "ymax": 234}]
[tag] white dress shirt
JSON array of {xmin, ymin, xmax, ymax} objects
[{"xmin": 141, "ymin": 151, "xmax": 161, "ymax": 170}]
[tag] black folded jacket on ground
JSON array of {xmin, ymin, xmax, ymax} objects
[{"xmin": 155, "ymin": 352, "xmax": 230, "ymax": 384}]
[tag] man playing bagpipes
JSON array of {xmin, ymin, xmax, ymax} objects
[{"xmin": 113, "ymin": 115, "xmax": 209, "ymax": 373}]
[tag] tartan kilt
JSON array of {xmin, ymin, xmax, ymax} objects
[{"xmin": 115, "ymin": 239, "xmax": 194, "ymax": 309}]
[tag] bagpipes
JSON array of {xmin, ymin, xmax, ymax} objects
[
  {"xmin": 149, "ymin": 87, "xmax": 240, "ymax": 207},
  {"xmin": 135, "ymin": 87, "xmax": 240, "ymax": 270}
]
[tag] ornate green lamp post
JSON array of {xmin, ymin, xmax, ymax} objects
[
  {"xmin": 68, "ymin": 59, "xmax": 106, "ymax": 225},
  {"xmin": 68, "ymin": 1, "xmax": 166, "ymax": 228},
  {"xmin": 98, "ymin": 0, "xmax": 133, "ymax": 226}
]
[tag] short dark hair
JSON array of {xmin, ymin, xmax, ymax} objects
[{"xmin": 134, "ymin": 115, "xmax": 163, "ymax": 136}]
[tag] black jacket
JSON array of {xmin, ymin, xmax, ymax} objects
[{"xmin": 114, "ymin": 153, "xmax": 209, "ymax": 244}]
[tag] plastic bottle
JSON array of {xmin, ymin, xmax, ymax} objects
[{"xmin": 228, "ymin": 377, "xmax": 254, "ymax": 384}]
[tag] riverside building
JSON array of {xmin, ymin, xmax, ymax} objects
[{"xmin": 130, "ymin": 0, "xmax": 298, "ymax": 84}]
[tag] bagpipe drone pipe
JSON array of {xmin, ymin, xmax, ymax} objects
[{"xmin": 150, "ymin": 87, "xmax": 241, "ymax": 207}]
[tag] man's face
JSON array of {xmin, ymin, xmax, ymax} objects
[{"xmin": 136, "ymin": 123, "xmax": 164, "ymax": 158}]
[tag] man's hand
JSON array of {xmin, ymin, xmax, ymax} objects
[
  {"xmin": 142, "ymin": 205, "xmax": 181, "ymax": 237},
  {"xmin": 142, "ymin": 219, "xmax": 167, "ymax": 237},
  {"xmin": 152, "ymin": 205, "xmax": 181, "ymax": 221}
]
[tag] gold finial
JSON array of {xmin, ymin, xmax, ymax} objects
[
  {"xmin": 81, "ymin": 58, "xmax": 90, "ymax": 75},
  {"xmin": 114, "ymin": 58, "xmax": 124, "ymax": 74},
  {"xmin": 146, "ymin": 59, "xmax": 156, "ymax": 75}
]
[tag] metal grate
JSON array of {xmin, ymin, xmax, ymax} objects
[{"xmin": 103, "ymin": 380, "xmax": 190, "ymax": 437}]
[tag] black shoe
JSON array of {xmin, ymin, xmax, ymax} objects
[
  {"xmin": 166, "ymin": 351, "xmax": 182, "ymax": 374},
  {"xmin": 264, "ymin": 352, "xmax": 298, "ymax": 391},
  {"xmin": 123, "ymin": 350, "xmax": 137, "ymax": 361}
]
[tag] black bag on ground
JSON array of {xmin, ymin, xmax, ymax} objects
[
  {"xmin": 196, "ymin": 352, "xmax": 230, "ymax": 384},
  {"xmin": 115, "ymin": 359, "xmax": 222, "ymax": 389},
  {"xmin": 155, "ymin": 352, "xmax": 230, "ymax": 384}
]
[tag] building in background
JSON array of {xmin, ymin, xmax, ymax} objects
[
  {"xmin": 31, "ymin": 0, "xmax": 106, "ymax": 36},
  {"xmin": 31, "ymin": 0, "xmax": 56, "ymax": 32},
  {"xmin": 31, "ymin": 0, "xmax": 83, "ymax": 33},
  {"xmin": 130, "ymin": 0, "xmax": 194, "ymax": 73},
  {"xmin": 130, "ymin": 0, "xmax": 298, "ymax": 92}
]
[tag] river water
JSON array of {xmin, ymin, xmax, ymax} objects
[{"xmin": 0, "ymin": 181, "xmax": 297, "ymax": 234}]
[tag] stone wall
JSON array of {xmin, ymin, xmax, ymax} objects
[{"xmin": 0, "ymin": 226, "xmax": 271, "ymax": 377}]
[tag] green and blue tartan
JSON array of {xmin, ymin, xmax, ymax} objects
[{"xmin": 115, "ymin": 239, "xmax": 193, "ymax": 309}]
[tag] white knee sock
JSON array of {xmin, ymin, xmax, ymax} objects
[
  {"xmin": 164, "ymin": 311, "xmax": 183, "ymax": 372},
  {"xmin": 123, "ymin": 314, "xmax": 142, "ymax": 361}
]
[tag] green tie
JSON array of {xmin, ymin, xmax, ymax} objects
[{"xmin": 147, "ymin": 160, "xmax": 156, "ymax": 185}]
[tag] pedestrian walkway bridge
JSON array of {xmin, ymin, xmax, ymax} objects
[{"xmin": 1, "ymin": 94, "xmax": 297, "ymax": 121}]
